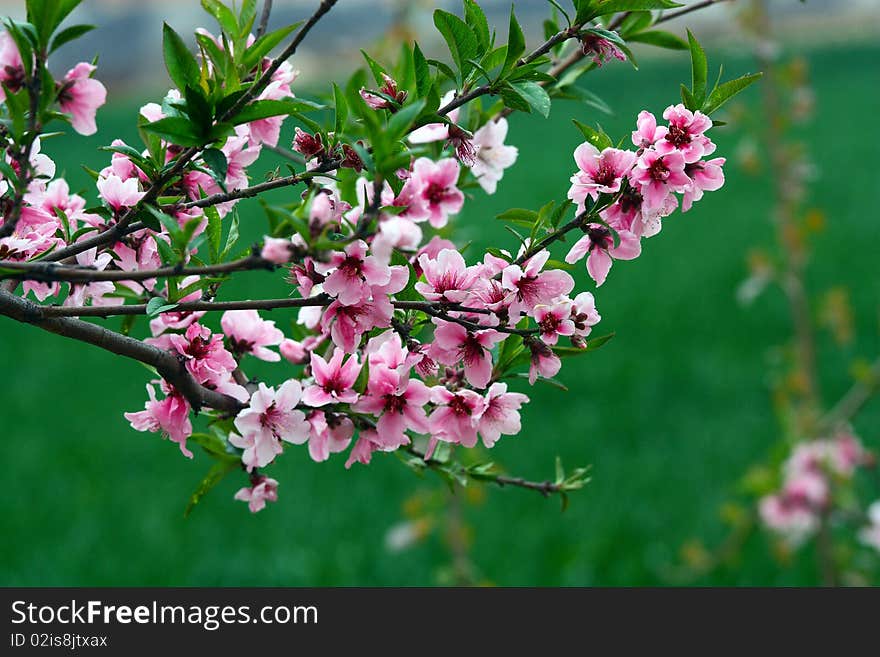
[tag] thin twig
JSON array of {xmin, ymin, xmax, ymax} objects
[{"xmin": 256, "ymin": 0, "xmax": 273, "ymax": 38}]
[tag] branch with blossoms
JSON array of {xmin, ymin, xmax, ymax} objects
[{"xmin": 0, "ymin": 0, "xmax": 760, "ymax": 515}]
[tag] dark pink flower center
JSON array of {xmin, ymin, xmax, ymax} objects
[
  {"xmin": 587, "ymin": 225, "xmax": 612, "ymax": 251},
  {"xmin": 3, "ymin": 64, "xmax": 25, "ymax": 92},
  {"xmin": 448, "ymin": 395, "xmax": 472, "ymax": 417},
  {"xmin": 424, "ymin": 182, "xmax": 450, "ymax": 206},
  {"xmin": 185, "ymin": 336, "xmax": 213, "ymax": 359},
  {"xmin": 382, "ymin": 393, "xmax": 406, "ymax": 414},
  {"xmin": 647, "ymin": 157, "xmax": 669, "ymax": 181},
  {"xmin": 593, "ymin": 162, "xmax": 618, "ymax": 187},
  {"xmin": 539, "ymin": 313, "xmax": 561, "ymax": 335},
  {"xmin": 666, "ymin": 122, "xmax": 692, "ymax": 147},
  {"xmin": 338, "ymin": 255, "xmax": 363, "ymax": 277},
  {"xmin": 460, "ymin": 335, "xmax": 485, "ymax": 365}
]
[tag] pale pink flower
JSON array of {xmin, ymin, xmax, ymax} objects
[
  {"xmin": 479, "ymin": 382, "xmax": 529, "ymax": 448},
  {"xmin": 63, "ymin": 247, "xmax": 121, "ymax": 308},
  {"xmin": 630, "ymin": 149, "xmax": 691, "ymax": 213},
  {"xmin": 353, "ymin": 365, "xmax": 431, "ymax": 449},
  {"xmin": 58, "ymin": 62, "xmax": 106, "ymax": 136},
  {"xmin": 758, "ymin": 494, "xmax": 818, "ymax": 543},
  {"xmin": 429, "ymin": 388, "xmax": 488, "ymax": 448},
  {"xmin": 305, "ymin": 410, "xmax": 354, "ymax": 462},
  {"xmin": 234, "ymin": 476, "xmax": 279, "ymax": 513},
  {"xmin": 631, "ymin": 110, "xmax": 667, "ymax": 149},
  {"xmin": 96, "ymin": 174, "xmax": 145, "ymax": 212},
  {"xmin": 222, "ymin": 127, "xmax": 261, "ymax": 190},
  {"xmin": 221, "ymin": 309, "xmax": 284, "ymax": 361},
  {"xmin": 565, "ymin": 223, "xmax": 641, "ymax": 287},
  {"xmin": 501, "ymin": 250, "xmax": 574, "ymax": 314},
  {"xmin": 230, "ymin": 380, "xmax": 310, "ymax": 471},
  {"xmin": 682, "ymin": 157, "xmax": 726, "ymax": 212},
  {"xmin": 410, "ymin": 158, "xmax": 464, "ymax": 228},
  {"xmin": 470, "ymin": 118, "xmax": 518, "ymax": 194},
  {"xmin": 124, "ymin": 380, "xmax": 193, "ymax": 458},
  {"xmin": 656, "ymin": 103, "xmax": 715, "ymax": 163},
  {"xmin": 430, "ymin": 320, "xmax": 504, "ymax": 389},
  {"xmin": 315, "ymin": 239, "xmax": 391, "ymax": 305},
  {"xmin": 279, "ymin": 337, "xmax": 312, "ymax": 364},
  {"xmin": 568, "ymin": 143, "xmax": 637, "ymax": 209},
  {"xmin": 534, "ymin": 300, "xmax": 575, "ymax": 345},
  {"xmin": 301, "ymin": 348, "xmax": 362, "ymax": 406},
  {"xmin": 371, "ymin": 215, "xmax": 424, "ymax": 264},
  {"xmin": 415, "ymin": 248, "xmax": 479, "ymax": 304}
]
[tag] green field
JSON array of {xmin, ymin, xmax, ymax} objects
[{"xmin": 1, "ymin": 41, "xmax": 878, "ymax": 586}]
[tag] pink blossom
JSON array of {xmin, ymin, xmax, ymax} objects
[
  {"xmin": 234, "ymin": 476, "xmax": 279, "ymax": 513},
  {"xmin": 415, "ymin": 248, "xmax": 479, "ymax": 303},
  {"xmin": 630, "ymin": 149, "xmax": 691, "ymax": 213},
  {"xmin": 124, "ymin": 380, "xmax": 193, "ymax": 457},
  {"xmin": 631, "ymin": 110, "xmax": 667, "ymax": 149},
  {"xmin": 96, "ymin": 174, "xmax": 145, "ymax": 212},
  {"xmin": 221, "ymin": 309, "xmax": 284, "ymax": 361},
  {"xmin": 430, "ymin": 320, "xmax": 504, "ymax": 389},
  {"xmin": 63, "ymin": 247, "xmax": 121, "ymax": 308},
  {"xmin": 165, "ymin": 323, "xmax": 239, "ymax": 390},
  {"xmin": 261, "ymin": 236, "xmax": 294, "ymax": 264},
  {"xmin": 859, "ymin": 501, "xmax": 880, "ymax": 553},
  {"xmin": 360, "ymin": 73, "xmax": 407, "ymax": 110},
  {"xmin": 371, "ymin": 215, "xmax": 424, "ymax": 264},
  {"xmin": 410, "ymin": 158, "xmax": 464, "ymax": 228},
  {"xmin": 345, "ymin": 430, "xmax": 383, "ymax": 468},
  {"xmin": 222, "ymin": 127, "xmax": 261, "ymax": 190},
  {"xmin": 301, "ymin": 348, "xmax": 362, "ymax": 406},
  {"xmin": 526, "ymin": 338, "xmax": 561, "ymax": 385},
  {"xmin": 565, "ymin": 223, "xmax": 641, "ymax": 287},
  {"xmin": 682, "ymin": 157, "xmax": 726, "ymax": 212},
  {"xmin": 501, "ymin": 250, "xmax": 574, "ymax": 314},
  {"xmin": 758, "ymin": 494, "xmax": 818, "ymax": 543},
  {"xmin": 353, "ymin": 365, "xmax": 431, "ymax": 449},
  {"xmin": 315, "ymin": 239, "xmax": 391, "ymax": 305},
  {"xmin": 656, "ymin": 104, "xmax": 715, "ymax": 163},
  {"xmin": 470, "ymin": 117, "xmax": 518, "ymax": 194},
  {"xmin": 230, "ymin": 380, "xmax": 310, "ymax": 471},
  {"xmin": 479, "ymin": 382, "xmax": 529, "ymax": 448},
  {"xmin": 0, "ymin": 30, "xmax": 24, "ymax": 101},
  {"xmin": 534, "ymin": 300, "xmax": 575, "ymax": 345},
  {"xmin": 568, "ymin": 143, "xmax": 637, "ymax": 209},
  {"xmin": 570, "ymin": 291, "xmax": 601, "ymax": 344},
  {"xmin": 429, "ymin": 388, "xmax": 487, "ymax": 448},
  {"xmin": 279, "ymin": 337, "xmax": 312, "ymax": 364},
  {"xmin": 58, "ymin": 62, "xmax": 107, "ymax": 136},
  {"xmin": 305, "ymin": 410, "xmax": 354, "ymax": 462}
]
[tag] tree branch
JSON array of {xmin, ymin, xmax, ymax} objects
[{"xmin": 0, "ymin": 288, "xmax": 243, "ymax": 413}]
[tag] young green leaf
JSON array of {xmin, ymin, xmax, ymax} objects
[
  {"xmin": 702, "ymin": 72, "xmax": 763, "ymax": 114},
  {"xmin": 686, "ymin": 29, "xmax": 708, "ymax": 107},
  {"xmin": 625, "ymin": 30, "xmax": 688, "ymax": 50},
  {"xmin": 433, "ymin": 9, "xmax": 479, "ymax": 84},
  {"xmin": 502, "ymin": 6, "xmax": 526, "ymax": 78},
  {"xmin": 508, "ymin": 81, "xmax": 551, "ymax": 118},
  {"xmin": 572, "ymin": 119, "xmax": 612, "ymax": 150},
  {"xmin": 163, "ymin": 23, "xmax": 201, "ymax": 92}
]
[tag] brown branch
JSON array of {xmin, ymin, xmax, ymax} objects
[
  {"xmin": 818, "ymin": 357, "xmax": 880, "ymax": 433},
  {"xmin": 256, "ymin": 0, "xmax": 273, "ymax": 38},
  {"xmin": 0, "ymin": 254, "xmax": 275, "ymax": 284},
  {"xmin": 0, "ymin": 288, "xmax": 243, "ymax": 413},
  {"xmin": 40, "ymin": 294, "xmax": 333, "ymax": 318}
]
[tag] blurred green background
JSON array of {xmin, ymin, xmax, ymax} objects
[{"xmin": 1, "ymin": 4, "xmax": 879, "ymax": 585}]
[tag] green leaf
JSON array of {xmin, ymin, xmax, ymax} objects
[
  {"xmin": 231, "ymin": 98, "xmax": 321, "ymax": 125},
  {"xmin": 386, "ymin": 99, "xmax": 427, "ymax": 143},
  {"xmin": 508, "ymin": 81, "xmax": 551, "ymax": 118},
  {"xmin": 221, "ymin": 211, "xmax": 240, "ymax": 260},
  {"xmin": 572, "ymin": 119, "xmax": 612, "ymax": 150},
  {"xmin": 626, "ymin": 29, "xmax": 688, "ymax": 50},
  {"xmin": 496, "ymin": 208, "xmax": 539, "ymax": 229},
  {"xmin": 686, "ymin": 29, "xmax": 708, "ymax": 107},
  {"xmin": 241, "ymin": 22, "xmax": 300, "ymax": 69},
  {"xmin": 143, "ymin": 116, "xmax": 203, "ymax": 147},
  {"xmin": 502, "ymin": 6, "xmax": 526, "ymax": 78},
  {"xmin": 204, "ymin": 205, "xmax": 222, "ymax": 264},
  {"xmin": 332, "ymin": 82, "xmax": 348, "ymax": 136},
  {"xmin": 553, "ymin": 332, "xmax": 615, "ymax": 356},
  {"xmin": 463, "ymin": 0, "xmax": 490, "ymax": 51},
  {"xmin": 582, "ymin": 0, "xmax": 682, "ymax": 21},
  {"xmin": 412, "ymin": 43, "xmax": 432, "ymax": 98},
  {"xmin": 680, "ymin": 83, "xmax": 698, "ymax": 111},
  {"xmin": 433, "ymin": 9, "xmax": 479, "ymax": 84},
  {"xmin": 200, "ymin": 0, "xmax": 239, "ymax": 36},
  {"xmin": 163, "ymin": 23, "xmax": 201, "ymax": 92},
  {"xmin": 238, "ymin": 0, "xmax": 258, "ymax": 36},
  {"xmin": 146, "ymin": 297, "xmax": 178, "ymax": 317},
  {"xmin": 201, "ymin": 147, "xmax": 227, "ymax": 184},
  {"xmin": 184, "ymin": 460, "xmax": 239, "ymax": 518},
  {"xmin": 49, "ymin": 23, "xmax": 94, "ymax": 52},
  {"xmin": 702, "ymin": 72, "xmax": 763, "ymax": 114}
]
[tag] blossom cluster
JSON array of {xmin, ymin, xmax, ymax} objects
[
  {"xmin": 0, "ymin": 23, "xmax": 731, "ymax": 514},
  {"xmin": 759, "ymin": 431, "xmax": 875, "ymax": 547}
]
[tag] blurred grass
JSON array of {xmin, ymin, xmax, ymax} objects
[{"xmin": 1, "ymin": 41, "xmax": 878, "ymax": 586}]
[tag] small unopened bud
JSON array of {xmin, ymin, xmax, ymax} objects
[{"xmin": 292, "ymin": 127, "xmax": 324, "ymax": 157}]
